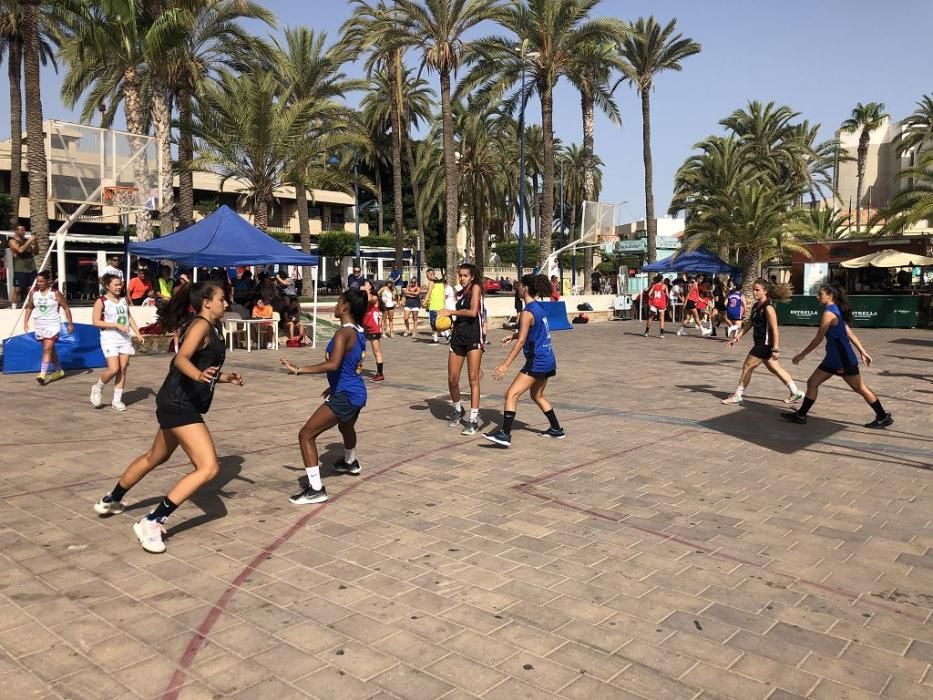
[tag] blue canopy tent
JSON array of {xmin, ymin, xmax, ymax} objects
[
  {"xmin": 641, "ymin": 248, "xmax": 740, "ymax": 278},
  {"xmin": 129, "ymin": 205, "xmax": 318, "ymax": 267},
  {"xmin": 129, "ymin": 205, "xmax": 321, "ymax": 346}
]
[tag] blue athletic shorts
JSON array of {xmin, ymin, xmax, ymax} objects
[{"xmin": 325, "ymin": 391, "xmax": 363, "ymax": 423}]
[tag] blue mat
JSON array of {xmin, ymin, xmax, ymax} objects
[
  {"xmin": 2, "ymin": 323, "xmax": 107, "ymax": 374},
  {"xmin": 538, "ymin": 301, "xmax": 573, "ymax": 331}
]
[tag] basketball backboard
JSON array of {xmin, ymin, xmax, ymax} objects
[{"xmin": 46, "ymin": 120, "xmax": 160, "ymax": 221}]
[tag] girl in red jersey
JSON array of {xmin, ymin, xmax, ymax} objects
[
  {"xmin": 643, "ymin": 274, "xmax": 668, "ymax": 338},
  {"xmin": 361, "ymin": 280, "xmax": 385, "ymax": 382},
  {"xmin": 677, "ymin": 277, "xmax": 712, "ymax": 337}
]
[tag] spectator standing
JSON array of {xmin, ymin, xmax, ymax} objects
[
  {"xmin": 277, "ymin": 269, "xmax": 297, "ymax": 298},
  {"xmin": 550, "ymin": 275, "xmax": 561, "ymax": 301},
  {"xmin": 102, "ymin": 255, "xmax": 124, "ymax": 282},
  {"xmin": 233, "ymin": 269, "xmax": 255, "ymax": 307},
  {"xmin": 156, "ymin": 265, "xmax": 175, "ymax": 305},
  {"xmin": 388, "ymin": 265, "xmax": 403, "ymax": 288},
  {"xmin": 9, "ymin": 225, "xmax": 38, "ymax": 308}
]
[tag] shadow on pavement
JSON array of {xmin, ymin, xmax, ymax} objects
[
  {"xmin": 121, "ymin": 386, "xmax": 157, "ymax": 406},
  {"xmin": 888, "ymin": 338, "xmax": 933, "ymax": 348},
  {"xmin": 164, "ymin": 455, "xmax": 253, "ymax": 538}
]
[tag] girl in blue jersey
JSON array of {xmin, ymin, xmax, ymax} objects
[
  {"xmin": 281, "ymin": 288, "xmax": 369, "ymax": 504},
  {"xmin": 484, "ymin": 274, "xmax": 564, "ymax": 447},
  {"xmin": 783, "ymin": 282, "xmax": 892, "ymax": 428}
]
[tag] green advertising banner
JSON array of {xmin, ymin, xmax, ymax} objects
[{"xmin": 777, "ymin": 295, "xmax": 922, "ymax": 328}]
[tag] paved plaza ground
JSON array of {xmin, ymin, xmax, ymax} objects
[{"xmin": 1, "ymin": 320, "xmax": 932, "ymax": 700}]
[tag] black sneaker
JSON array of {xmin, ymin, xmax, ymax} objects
[
  {"xmin": 289, "ymin": 486, "xmax": 328, "ymax": 505},
  {"xmin": 864, "ymin": 413, "xmax": 893, "ymax": 429},
  {"xmin": 461, "ymin": 420, "xmax": 478, "ymax": 436},
  {"xmin": 333, "ymin": 458, "xmax": 361, "ymax": 476},
  {"xmin": 447, "ymin": 407, "xmax": 465, "ymax": 427},
  {"xmin": 541, "ymin": 427, "xmax": 566, "ymax": 439},
  {"xmin": 781, "ymin": 412, "xmax": 807, "ymax": 425},
  {"xmin": 643, "ymin": 330, "xmax": 649, "ymax": 337},
  {"xmin": 483, "ymin": 429, "xmax": 511, "ymax": 447}
]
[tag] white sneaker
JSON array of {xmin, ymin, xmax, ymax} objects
[
  {"xmin": 133, "ymin": 518, "xmax": 166, "ymax": 554},
  {"xmin": 721, "ymin": 393, "xmax": 744, "ymax": 405},
  {"xmin": 111, "ymin": 401, "xmax": 127, "ymax": 412},
  {"xmin": 94, "ymin": 495, "xmax": 126, "ymax": 515},
  {"xmin": 701, "ymin": 327, "xmax": 713, "ymax": 336},
  {"xmin": 784, "ymin": 390, "xmax": 805, "ymax": 404},
  {"xmin": 727, "ymin": 324, "xmax": 739, "ymax": 337},
  {"xmin": 676, "ymin": 328, "xmax": 686, "ymax": 336},
  {"xmin": 90, "ymin": 383, "xmax": 103, "ymax": 408}
]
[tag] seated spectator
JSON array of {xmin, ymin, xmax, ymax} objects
[
  {"xmin": 127, "ymin": 268, "xmax": 154, "ymax": 305},
  {"xmin": 234, "ymin": 269, "xmax": 255, "ymax": 306},
  {"xmin": 155, "ymin": 265, "xmax": 175, "ymax": 306},
  {"xmin": 251, "ymin": 297, "xmax": 276, "ymax": 348},
  {"xmin": 282, "ymin": 297, "xmax": 305, "ymax": 343}
]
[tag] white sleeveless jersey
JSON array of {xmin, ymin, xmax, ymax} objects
[
  {"xmin": 31, "ymin": 289, "xmax": 61, "ymax": 326},
  {"xmin": 100, "ymin": 296, "xmax": 132, "ymax": 342}
]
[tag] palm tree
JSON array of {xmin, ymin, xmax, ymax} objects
[
  {"xmin": 619, "ymin": 16, "xmax": 700, "ymax": 262},
  {"xmin": 463, "ymin": 0, "xmax": 625, "ymax": 268},
  {"xmin": 789, "ymin": 206, "xmax": 850, "ymax": 241},
  {"xmin": 840, "ymin": 101, "xmax": 889, "ymax": 234},
  {"xmin": 394, "ymin": 0, "xmax": 505, "ymax": 281},
  {"xmin": 566, "ymin": 37, "xmax": 622, "ymax": 290},
  {"xmin": 0, "ymin": 1, "xmax": 25, "ymax": 231},
  {"xmin": 896, "ymin": 94, "xmax": 933, "ymax": 157},
  {"xmin": 167, "ymin": 0, "xmax": 274, "ymax": 229},
  {"xmin": 192, "ymin": 70, "xmax": 312, "ymax": 229},
  {"xmin": 871, "ymin": 150, "xmax": 933, "ymax": 237},
  {"xmin": 342, "ymin": 0, "xmax": 409, "ymax": 267},
  {"xmin": 275, "ymin": 26, "xmax": 362, "ymax": 288},
  {"xmin": 20, "ymin": 0, "xmax": 49, "ymax": 259}
]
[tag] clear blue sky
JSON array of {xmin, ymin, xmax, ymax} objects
[{"xmin": 9, "ymin": 0, "xmax": 932, "ymax": 219}]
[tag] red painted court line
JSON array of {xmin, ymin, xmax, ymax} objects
[
  {"xmin": 520, "ymin": 487, "xmax": 929, "ymax": 624},
  {"xmin": 161, "ymin": 445, "xmax": 436, "ymax": 700}
]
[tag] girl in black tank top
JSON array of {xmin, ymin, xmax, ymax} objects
[
  {"xmin": 92, "ymin": 281, "xmax": 245, "ymax": 555},
  {"xmin": 435, "ymin": 264, "xmax": 485, "ymax": 436}
]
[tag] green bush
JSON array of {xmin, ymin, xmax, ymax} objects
[
  {"xmin": 426, "ymin": 245, "xmax": 446, "ymax": 270},
  {"xmin": 494, "ymin": 240, "xmax": 541, "ymax": 267},
  {"xmin": 267, "ymin": 230, "xmax": 294, "ymax": 243},
  {"xmin": 318, "ymin": 230, "xmax": 356, "ymax": 259}
]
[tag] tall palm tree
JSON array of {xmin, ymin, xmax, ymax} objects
[
  {"xmin": 840, "ymin": 101, "xmax": 889, "ymax": 234},
  {"xmin": 20, "ymin": 0, "xmax": 49, "ymax": 259},
  {"xmin": 0, "ymin": 1, "xmax": 25, "ymax": 231},
  {"xmin": 896, "ymin": 94, "xmax": 933, "ymax": 158},
  {"xmin": 342, "ymin": 0, "xmax": 409, "ymax": 266},
  {"xmin": 566, "ymin": 37, "xmax": 623, "ymax": 289},
  {"xmin": 167, "ymin": 0, "xmax": 274, "ymax": 229},
  {"xmin": 463, "ymin": 0, "xmax": 626, "ymax": 268},
  {"xmin": 394, "ymin": 0, "xmax": 505, "ymax": 281},
  {"xmin": 619, "ymin": 16, "xmax": 700, "ymax": 262},
  {"xmin": 275, "ymin": 26, "xmax": 362, "ymax": 288},
  {"xmin": 788, "ymin": 206, "xmax": 850, "ymax": 241},
  {"xmin": 192, "ymin": 70, "xmax": 312, "ymax": 229}
]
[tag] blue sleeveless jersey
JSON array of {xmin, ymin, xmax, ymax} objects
[
  {"xmin": 726, "ymin": 292, "xmax": 743, "ymax": 320},
  {"xmin": 822, "ymin": 303, "xmax": 858, "ymax": 370},
  {"xmin": 523, "ymin": 301, "xmax": 556, "ymax": 373},
  {"xmin": 326, "ymin": 325, "xmax": 367, "ymax": 407}
]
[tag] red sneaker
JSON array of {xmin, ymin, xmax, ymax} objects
[{"xmin": 370, "ymin": 374, "xmax": 385, "ymax": 383}]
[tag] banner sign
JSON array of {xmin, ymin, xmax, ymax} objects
[{"xmin": 777, "ymin": 295, "xmax": 922, "ymax": 328}]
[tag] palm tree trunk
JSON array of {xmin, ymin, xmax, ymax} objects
[
  {"xmin": 531, "ymin": 173, "xmax": 539, "ymax": 243},
  {"xmin": 540, "ymin": 85, "xmax": 555, "ymax": 265},
  {"xmin": 405, "ymin": 135, "xmax": 426, "ymax": 266},
  {"xmin": 8, "ymin": 39, "xmax": 22, "ymax": 230},
  {"xmin": 641, "ymin": 88, "xmax": 657, "ymax": 263},
  {"xmin": 855, "ymin": 130, "xmax": 869, "ymax": 234},
  {"xmin": 151, "ymin": 72, "xmax": 174, "ymax": 235},
  {"xmin": 739, "ymin": 249, "xmax": 761, "ymax": 302},
  {"xmin": 390, "ymin": 50, "xmax": 404, "ymax": 267},
  {"xmin": 177, "ymin": 87, "xmax": 195, "ymax": 229},
  {"xmin": 473, "ymin": 201, "xmax": 485, "ymax": 279},
  {"xmin": 22, "ymin": 2, "xmax": 49, "ymax": 265},
  {"xmin": 296, "ymin": 183, "xmax": 313, "ymax": 296},
  {"xmin": 374, "ymin": 168, "xmax": 384, "ymax": 237},
  {"xmin": 254, "ymin": 197, "xmax": 269, "ymax": 230},
  {"xmin": 440, "ymin": 68, "xmax": 459, "ymax": 282},
  {"xmin": 123, "ymin": 68, "xmax": 153, "ymax": 242},
  {"xmin": 581, "ymin": 91, "xmax": 595, "ymax": 295},
  {"xmin": 569, "ymin": 202, "xmax": 577, "ymax": 286}
]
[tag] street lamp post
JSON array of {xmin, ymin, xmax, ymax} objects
[
  {"xmin": 559, "ymin": 156, "xmax": 564, "ymax": 290},
  {"xmin": 353, "ymin": 156, "xmax": 361, "ymax": 267}
]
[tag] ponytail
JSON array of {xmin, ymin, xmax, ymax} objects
[
  {"xmin": 820, "ymin": 282, "xmax": 854, "ymax": 324},
  {"xmin": 158, "ymin": 280, "xmax": 222, "ymax": 333}
]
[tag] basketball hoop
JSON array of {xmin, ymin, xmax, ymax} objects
[{"xmin": 102, "ymin": 185, "xmax": 139, "ymax": 212}]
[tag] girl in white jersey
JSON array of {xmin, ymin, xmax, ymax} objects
[
  {"xmin": 23, "ymin": 270, "xmax": 74, "ymax": 384},
  {"xmin": 91, "ymin": 273, "xmax": 142, "ymax": 412}
]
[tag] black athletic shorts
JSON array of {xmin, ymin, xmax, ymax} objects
[
  {"xmin": 325, "ymin": 392, "xmax": 363, "ymax": 423},
  {"xmin": 685, "ymin": 300, "xmax": 697, "ymax": 311},
  {"xmin": 449, "ymin": 339, "xmax": 483, "ymax": 357},
  {"xmin": 156, "ymin": 407, "xmax": 204, "ymax": 429},
  {"xmin": 13, "ymin": 270, "xmax": 36, "ymax": 289},
  {"xmin": 817, "ymin": 361, "xmax": 859, "ymax": 377},
  {"xmin": 749, "ymin": 344, "xmax": 774, "ymax": 361},
  {"xmin": 365, "ymin": 331, "xmax": 382, "ymax": 341},
  {"xmin": 521, "ymin": 366, "xmax": 556, "ymax": 380}
]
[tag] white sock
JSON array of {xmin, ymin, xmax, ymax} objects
[
  {"xmin": 735, "ymin": 386, "xmax": 745, "ymax": 397},
  {"xmin": 305, "ymin": 466, "xmax": 322, "ymax": 491},
  {"xmin": 113, "ymin": 388, "xmax": 123, "ymax": 403},
  {"xmin": 433, "ymin": 332, "xmax": 438, "ymax": 341},
  {"xmin": 94, "ymin": 379, "xmax": 104, "ymax": 389},
  {"xmin": 470, "ymin": 408, "xmax": 479, "ymax": 422},
  {"xmin": 453, "ymin": 400, "xmax": 462, "ymax": 412},
  {"xmin": 786, "ymin": 381, "xmax": 799, "ymax": 395},
  {"xmin": 344, "ymin": 448, "xmax": 356, "ymax": 464}
]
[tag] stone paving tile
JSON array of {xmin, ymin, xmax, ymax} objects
[{"xmin": 1, "ymin": 323, "xmax": 932, "ymax": 698}]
